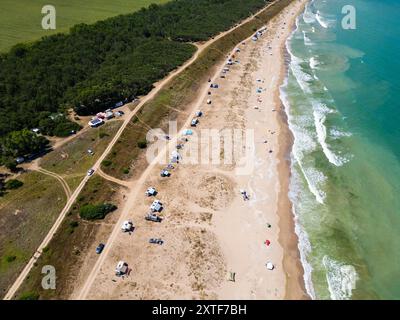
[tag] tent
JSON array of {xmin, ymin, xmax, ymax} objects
[
  {"xmin": 115, "ymin": 261, "xmax": 128, "ymax": 276},
  {"xmin": 266, "ymin": 262, "xmax": 274, "ymax": 270},
  {"xmin": 121, "ymin": 220, "xmax": 134, "ymax": 232}
]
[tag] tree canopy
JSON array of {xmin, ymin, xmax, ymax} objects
[{"xmin": 0, "ymin": 0, "xmax": 267, "ymax": 164}]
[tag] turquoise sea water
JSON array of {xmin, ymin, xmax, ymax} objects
[{"xmin": 281, "ymin": 0, "xmax": 400, "ymax": 299}]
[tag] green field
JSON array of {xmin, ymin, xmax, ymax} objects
[{"xmin": 0, "ymin": 0, "xmax": 169, "ymax": 52}]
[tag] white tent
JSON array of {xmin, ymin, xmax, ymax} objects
[
  {"xmin": 121, "ymin": 220, "xmax": 133, "ymax": 232},
  {"xmin": 115, "ymin": 261, "xmax": 128, "ymax": 276},
  {"xmin": 266, "ymin": 262, "xmax": 274, "ymax": 270}
]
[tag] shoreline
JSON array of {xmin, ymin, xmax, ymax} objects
[{"xmin": 275, "ymin": 0, "xmax": 310, "ymax": 300}]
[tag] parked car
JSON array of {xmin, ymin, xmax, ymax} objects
[
  {"xmin": 191, "ymin": 118, "xmax": 199, "ymax": 127},
  {"xmin": 145, "ymin": 213, "xmax": 162, "ymax": 223},
  {"xmin": 145, "ymin": 187, "xmax": 157, "ymax": 197},
  {"xmin": 87, "ymin": 169, "xmax": 95, "ymax": 176},
  {"xmin": 149, "ymin": 238, "xmax": 164, "ymax": 245},
  {"xmin": 160, "ymin": 170, "xmax": 170, "ymax": 177},
  {"xmin": 96, "ymin": 243, "xmax": 105, "ymax": 254}
]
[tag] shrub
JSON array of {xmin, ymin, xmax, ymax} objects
[
  {"xmin": 122, "ymin": 168, "xmax": 130, "ymax": 174},
  {"xmin": 42, "ymin": 246, "xmax": 50, "ymax": 254},
  {"xmin": 19, "ymin": 292, "xmax": 39, "ymax": 300},
  {"xmin": 79, "ymin": 203, "xmax": 117, "ymax": 220},
  {"xmin": 5, "ymin": 179, "xmax": 23, "ymax": 189},
  {"xmin": 101, "ymin": 160, "xmax": 112, "ymax": 167},
  {"xmin": 99, "ymin": 131, "xmax": 109, "ymax": 139},
  {"xmin": 69, "ymin": 221, "xmax": 79, "ymax": 228},
  {"xmin": 6, "ymin": 255, "xmax": 17, "ymax": 263}
]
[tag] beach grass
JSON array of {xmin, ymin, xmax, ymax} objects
[
  {"xmin": 14, "ymin": 175, "xmax": 120, "ymax": 300},
  {"xmin": 0, "ymin": 171, "xmax": 67, "ymax": 297},
  {"xmin": 41, "ymin": 120, "xmax": 122, "ymax": 188}
]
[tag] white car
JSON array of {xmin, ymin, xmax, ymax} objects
[{"xmin": 87, "ymin": 169, "xmax": 95, "ymax": 176}]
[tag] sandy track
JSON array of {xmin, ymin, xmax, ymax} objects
[
  {"xmin": 37, "ymin": 168, "xmax": 72, "ymax": 199},
  {"xmin": 97, "ymin": 169, "xmax": 132, "ymax": 188},
  {"xmin": 3, "ymin": 1, "xmax": 283, "ymax": 300}
]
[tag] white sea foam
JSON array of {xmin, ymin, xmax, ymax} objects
[
  {"xmin": 280, "ymin": 83, "xmax": 326, "ymax": 205},
  {"xmin": 279, "ymin": 9, "xmax": 325, "ymax": 300},
  {"xmin": 286, "ymin": 45, "xmax": 313, "ymax": 94},
  {"xmin": 330, "ymin": 128, "xmax": 352, "ymax": 138},
  {"xmin": 280, "ymin": 81, "xmax": 318, "ymax": 299},
  {"xmin": 309, "ymin": 56, "xmax": 320, "ymax": 69},
  {"xmin": 312, "ymin": 102, "xmax": 348, "ymax": 167},
  {"xmin": 316, "ymin": 11, "xmax": 329, "ymax": 28},
  {"xmin": 323, "ymin": 256, "xmax": 358, "ymax": 300},
  {"xmin": 302, "ymin": 1, "xmax": 316, "ymax": 24},
  {"xmin": 291, "ymin": 201, "xmax": 316, "ymax": 299}
]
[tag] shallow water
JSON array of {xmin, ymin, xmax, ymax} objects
[{"xmin": 281, "ymin": 0, "xmax": 400, "ymax": 299}]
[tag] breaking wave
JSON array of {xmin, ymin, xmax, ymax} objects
[
  {"xmin": 315, "ymin": 11, "xmax": 329, "ymax": 29},
  {"xmin": 323, "ymin": 256, "xmax": 358, "ymax": 300},
  {"xmin": 312, "ymin": 102, "xmax": 348, "ymax": 167},
  {"xmin": 309, "ymin": 56, "xmax": 320, "ymax": 69}
]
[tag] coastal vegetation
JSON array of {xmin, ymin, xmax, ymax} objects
[
  {"xmin": 79, "ymin": 203, "xmax": 117, "ymax": 220},
  {"xmin": 15, "ymin": 175, "xmax": 120, "ymax": 299},
  {"xmin": 0, "ymin": 129, "xmax": 49, "ymax": 169},
  {"xmin": 0, "ymin": 0, "xmax": 267, "ymax": 168},
  {"xmin": 0, "ymin": 171, "xmax": 67, "ymax": 296},
  {"xmin": 40, "ymin": 121, "xmax": 122, "ymax": 184}
]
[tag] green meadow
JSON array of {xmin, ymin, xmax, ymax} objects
[{"xmin": 0, "ymin": 0, "xmax": 169, "ymax": 52}]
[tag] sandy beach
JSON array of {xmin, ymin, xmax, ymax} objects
[{"xmin": 71, "ymin": 0, "xmax": 309, "ymax": 300}]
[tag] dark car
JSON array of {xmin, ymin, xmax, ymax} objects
[
  {"xmin": 96, "ymin": 243, "xmax": 105, "ymax": 254},
  {"xmin": 145, "ymin": 213, "xmax": 162, "ymax": 223},
  {"xmin": 149, "ymin": 238, "xmax": 164, "ymax": 245}
]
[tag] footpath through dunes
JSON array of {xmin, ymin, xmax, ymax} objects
[
  {"xmin": 7, "ymin": 0, "xmax": 296, "ymax": 300},
  {"xmin": 76, "ymin": 0, "xmax": 306, "ymax": 300},
  {"xmin": 36, "ymin": 168, "xmax": 72, "ymax": 199},
  {"xmin": 97, "ymin": 168, "xmax": 132, "ymax": 188}
]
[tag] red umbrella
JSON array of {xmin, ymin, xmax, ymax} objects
[{"xmin": 265, "ymin": 240, "xmax": 271, "ymax": 246}]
